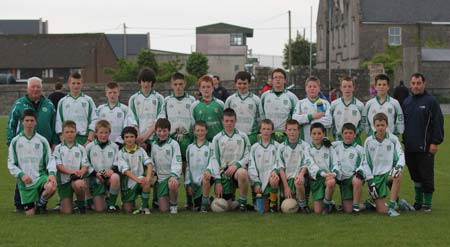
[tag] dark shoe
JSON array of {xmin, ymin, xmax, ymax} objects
[
  {"xmin": 269, "ymin": 203, "xmax": 278, "ymax": 213},
  {"xmin": 36, "ymin": 205, "xmax": 48, "ymax": 215},
  {"xmin": 239, "ymin": 203, "xmax": 247, "ymax": 212},
  {"xmin": 298, "ymin": 206, "xmax": 311, "ymax": 214},
  {"xmin": 413, "ymin": 203, "xmax": 423, "ymax": 211},
  {"xmin": 422, "ymin": 205, "xmax": 432, "ymax": 213},
  {"xmin": 78, "ymin": 206, "xmax": 86, "ymax": 214}
]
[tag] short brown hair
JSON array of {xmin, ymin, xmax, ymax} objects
[
  {"xmin": 106, "ymin": 82, "xmax": 119, "ymax": 90},
  {"xmin": 62, "ymin": 120, "xmax": 77, "ymax": 131},
  {"xmin": 197, "ymin": 75, "xmax": 214, "ymax": 88},
  {"xmin": 260, "ymin": 119, "xmax": 274, "ymax": 130},
  {"xmin": 70, "ymin": 72, "xmax": 82, "ymax": 80},
  {"xmin": 95, "ymin": 120, "xmax": 111, "ymax": 132},
  {"xmin": 373, "ymin": 112, "xmax": 388, "ymax": 125},
  {"xmin": 340, "ymin": 76, "xmax": 353, "ymax": 86},
  {"xmin": 375, "ymin": 74, "xmax": 390, "ymax": 85},
  {"xmin": 155, "ymin": 118, "xmax": 171, "ymax": 131},
  {"xmin": 194, "ymin": 120, "xmax": 208, "ymax": 130},
  {"xmin": 285, "ymin": 119, "xmax": 300, "ymax": 130},
  {"xmin": 306, "ymin": 76, "xmax": 320, "ymax": 87}
]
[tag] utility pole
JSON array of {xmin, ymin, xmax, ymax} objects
[
  {"xmin": 348, "ymin": 0, "xmax": 352, "ymax": 75},
  {"xmin": 288, "ymin": 10, "xmax": 292, "ymax": 84},
  {"xmin": 309, "ymin": 5, "xmax": 313, "ymax": 76},
  {"xmin": 327, "ymin": 0, "xmax": 332, "ymax": 92},
  {"xmin": 123, "ymin": 23, "xmax": 127, "ymax": 59}
]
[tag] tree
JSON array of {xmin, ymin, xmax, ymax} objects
[
  {"xmin": 156, "ymin": 58, "xmax": 184, "ymax": 83},
  {"xmin": 362, "ymin": 45, "xmax": 402, "ymax": 79},
  {"xmin": 104, "ymin": 59, "xmax": 139, "ymax": 82},
  {"xmin": 137, "ymin": 49, "xmax": 159, "ymax": 73},
  {"xmin": 283, "ymin": 34, "xmax": 316, "ymax": 69},
  {"xmin": 186, "ymin": 52, "xmax": 209, "ymax": 78}
]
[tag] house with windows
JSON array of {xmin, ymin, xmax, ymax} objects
[
  {"xmin": 196, "ymin": 23, "xmax": 253, "ymax": 81},
  {"xmin": 316, "ymin": 0, "xmax": 450, "ymax": 88}
]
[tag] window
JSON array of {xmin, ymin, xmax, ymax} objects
[
  {"xmin": 234, "ymin": 65, "xmax": 239, "ymax": 71},
  {"xmin": 388, "ymin": 27, "xmax": 401, "ymax": 46},
  {"xmin": 351, "ymin": 19, "xmax": 356, "ymax": 44},
  {"xmin": 319, "ymin": 26, "xmax": 324, "ymax": 50},
  {"xmin": 230, "ymin": 33, "xmax": 244, "ymax": 46}
]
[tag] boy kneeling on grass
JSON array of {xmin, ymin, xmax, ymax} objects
[
  {"xmin": 8, "ymin": 109, "xmax": 57, "ymax": 215},
  {"xmin": 151, "ymin": 118, "xmax": 182, "ymax": 214},
  {"xmin": 119, "ymin": 127, "xmax": 153, "ymax": 214},
  {"xmin": 54, "ymin": 120, "xmax": 89, "ymax": 214},
  {"xmin": 363, "ymin": 112, "xmax": 405, "ymax": 217},
  {"xmin": 86, "ymin": 120, "xmax": 120, "ymax": 212}
]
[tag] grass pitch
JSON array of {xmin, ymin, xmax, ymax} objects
[{"xmin": 0, "ymin": 117, "xmax": 449, "ymax": 246}]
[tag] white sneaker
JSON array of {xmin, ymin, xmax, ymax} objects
[
  {"xmin": 170, "ymin": 206, "xmax": 178, "ymax": 214},
  {"xmin": 387, "ymin": 208, "xmax": 400, "ymax": 217},
  {"xmin": 142, "ymin": 208, "xmax": 151, "ymax": 215}
]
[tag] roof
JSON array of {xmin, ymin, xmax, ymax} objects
[
  {"xmin": 0, "ymin": 19, "xmax": 47, "ymax": 34},
  {"xmin": 422, "ymin": 48, "xmax": 450, "ymax": 61},
  {"xmin": 196, "ymin": 22, "xmax": 253, "ymax": 37},
  {"xmin": 106, "ymin": 33, "xmax": 150, "ymax": 58},
  {"xmin": 361, "ymin": 0, "xmax": 450, "ymax": 23},
  {"xmin": 150, "ymin": 49, "xmax": 189, "ymax": 56},
  {"xmin": 0, "ymin": 34, "xmax": 115, "ymax": 68}
]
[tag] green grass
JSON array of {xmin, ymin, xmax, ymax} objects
[{"xmin": 1, "ymin": 117, "xmax": 449, "ymax": 246}]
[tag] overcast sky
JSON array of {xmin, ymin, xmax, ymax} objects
[{"xmin": 3, "ymin": 0, "xmax": 319, "ymax": 56}]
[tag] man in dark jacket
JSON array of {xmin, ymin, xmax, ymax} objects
[
  {"xmin": 393, "ymin": 80, "xmax": 410, "ymax": 107},
  {"xmin": 402, "ymin": 73, "xmax": 444, "ymax": 212},
  {"xmin": 212, "ymin": 75, "xmax": 229, "ymax": 102}
]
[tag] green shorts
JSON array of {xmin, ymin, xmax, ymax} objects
[
  {"xmin": 156, "ymin": 177, "xmax": 179, "ymax": 199},
  {"xmin": 18, "ymin": 176, "xmax": 48, "ymax": 204},
  {"xmin": 248, "ymin": 133, "xmax": 259, "ymax": 145},
  {"xmin": 89, "ymin": 178, "xmax": 107, "ymax": 197},
  {"xmin": 280, "ymin": 178, "xmax": 296, "ymax": 198},
  {"xmin": 374, "ymin": 172, "xmax": 390, "ymax": 199},
  {"xmin": 261, "ymin": 184, "xmax": 275, "ymax": 196},
  {"xmin": 171, "ymin": 133, "xmax": 192, "ymax": 161},
  {"xmin": 219, "ymin": 172, "xmax": 239, "ymax": 196},
  {"xmin": 338, "ymin": 177, "xmax": 354, "ymax": 201},
  {"xmin": 58, "ymin": 182, "xmax": 74, "ymax": 199},
  {"xmin": 121, "ymin": 183, "xmax": 142, "ymax": 203},
  {"xmin": 310, "ymin": 176, "xmax": 326, "ymax": 201}
]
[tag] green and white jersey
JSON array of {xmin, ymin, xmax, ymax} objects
[
  {"xmin": 97, "ymin": 102, "xmax": 128, "ymax": 143},
  {"xmin": 8, "ymin": 132, "xmax": 55, "ymax": 187},
  {"xmin": 85, "ymin": 139, "xmax": 119, "ymax": 174},
  {"xmin": 56, "ymin": 93, "xmax": 97, "ymax": 136},
  {"xmin": 363, "ymin": 96, "xmax": 404, "ymax": 135},
  {"xmin": 363, "ymin": 132, "xmax": 405, "ymax": 179},
  {"xmin": 292, "ymin": 97, "xmax": 332, "ymax": 143},
  {"xmin": 190, "ymin": 97, "xmax": 224, "ymax": 141},
  {"xmin": 165, "ymin": 93, "xmax": 196, "ymax": 135},
  {"xmin": 185, "ymin": 140, "xmax": 212, "ymax": 186},
  {"xmin": 332, "ymin": 141, "xmax": 365, "ymax": 180},
  {"xmin": 127, "ymin": 90, "xmax": 166, "ymax": 136},
  {"xmin": 276, "ymin": 139, "xmax": 313, "ymax": 180},
  {"xmin": 151, "ymin": 138, "xmax": 182, "ymax": 182},
  {"xmin": 248, "ymin": 139, "xmax": 279, "ymax": 191},
  {"xmin": 224, "ymin": 92, "xmax": 261, "ymax": 135},
  {"xmin": 330, "ymin": 97, "xmax": 364, "ymax": 139},
  {"xmin": 260, "ymin": 89, "xmax": 298, "ymax": 131},
  {"xmin": 209, "ymin": 129, "xmax": 251, "ymax": 179},
  {"xmin": 53, "ymin": 142, "xmax": 89, "ymax": 185},
  {"xmin": 118, "ymin": 146, "xmax": 152, "ymax": 189},
  {"xmin": 307, "ymin": 144, "xmax": 339, "ymax": 180}
]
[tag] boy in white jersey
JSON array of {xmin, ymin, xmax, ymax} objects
[
  {"xmin": 165, "ymin": 72, "xmax": 196, "ymax": 208},
  {"xmin": 8, "ymin": 110, "xmax": 57, "ymax": 215},
  {"xmin": 364, "ymin": 113, "xmax": 404, "ymax": 217},
  {"xmin": 363, "ymin": 74, "xmax": 404, "ymax": 136},
  {"xmin": 332, "ymin": 123, "xmax": 365, "ymax": 213},
  {"xmin": 225, "ymin": 71, "xmax": 260, "ymax": 144},
  {"xmin": 86, "ymin": 120, "xmax": 120, "ymax": 212},
  {"xmin": 273, "ymin": 120, "xmax": 313, "ymax": 213},
  {"xmin": 307, "ymin": 123, "xmax": 339, "ymax": 214},
  {"xmin": 260, "ymin": 68, "xmax": 298, "ymax": 142},
  {"xmin": 186, "ymin": 121, "xmax": 222, "ymax": 212},
  {"xmin": 330, "ymin": 77, "xmax": 364, "ymax": 144},
  {"xmin": 96, "ymin": 82, "xmax": 128, "ymax": 147},
  {"xmin": 209, "ymin": 108, "xmax": 251, "ymax": 211},
  {"xmin": 118, "ymin": 127, "xmax": 153, "ymax": 214},
  {"xmin": 248, "ymin": 119, "xmax": 280, "ymax": 212},
  {"xmin": 292, "ymin": 76, "xmax": 332, "ymax": 143},
  {"xmin": 54, "ymin": 120, "xmax": 89, "ymax": 214},
  {"xmin": 151, "ymin": 118, "xmax": 182, "ymax": 214},
  {"xmin": 56, "ymin": 72, "xmax": 97, "ymax": 146},
  {"xmin": 127, "ymin": 68, "xmax": 166, "ymax": 151}
]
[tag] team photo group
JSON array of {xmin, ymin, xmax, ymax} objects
[{"xmin": 6, "ymin": 67, "xmax": 444, "ymax": 217}]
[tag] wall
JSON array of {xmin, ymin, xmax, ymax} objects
[
  {"xmin": 206, "ymin": 55, "xmax": 246, "ymax": 81},
  {"xmin": 196, "ymin": 34, "xmax": 247, "ymax": 55}
]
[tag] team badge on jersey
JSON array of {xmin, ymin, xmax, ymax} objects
[
  {"xmin": 352, "ymin": 110, "xmax": 357, "ymax": 116},
  {"xmin": 204, "ymin": 151, "xmax": 208, "ymax": 157},
  {"xmin": 388, "ymin": 108, "xmax": 393, "ymax": 114},
  {"xmin": 186, "ymin": 104, "xmax": 191, "ymax": 109},
  {"xmin": 248, "ymin": 104, "xmax": 254, "ymax": 110},
  {"xmin": 176, "ymin": 155, "xmax": 182, "ymax": 162},
  {"xmin": 387, "ymin": 145, "xmax": 392, "ymax": 151},
  {"xmin": 283, "ymin": 100, "xmax": 288, "ymax": 105},
  {"xmin": 82, "ymin": 102, "xmax": 87, "ymax": 108},
  {"xmin": 42, "ymin": 107, "xmax": 48, "ymax": 112},
  {"xmin": 117, "ymin": 112, "xmax": 123, "ymax": 118},
  {"xmin": 108, "ymin": 152, "xmax": 113, "ymax": 158},
  {"xmin": 93, "ymin": 152, "xmax": 98, "ymax": 157},
  {"xmin": 337, "ymin": 110, "xmax": 342, "ymax": 115},
  {"xmin": 324, "ymin": 153, "xmax": 329, "ymax": 159},
  {"xmin": 35, "ymin": 143, "xmax": 40, "ymax": 149},
  {"xmin": 237, "ymin": 140, "xmax": 242, "ymax": 145},
  {"xmin": 166, "ymin": 149, "xmax": 170, "ymax": 156},
  {"xmin": 152, "ymin": 100, "xmax": 157, "ymax": 105},
  {"xmin": 75, "ymin": 152, "xmax": 80, "ymax": 158},
  {"xmin": 349, "ymin": 153, "xmax": 355, "ymax": 159}
]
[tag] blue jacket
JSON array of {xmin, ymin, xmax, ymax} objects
[{"xmin": 402, "ymin": 90, "xmax": 444, "ymax": 153}]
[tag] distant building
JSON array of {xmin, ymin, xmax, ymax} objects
[
  {"xmin": 0, "ymin": 34, "xmax": 117, "ymax": 83},
  {"xmin": 316, "ymin": 0, "xmax": 450, "ymax": 88},
  {"xmin": 106, "ymin": 33, "xmax": 151, "ymax": 60},
  {"xmin": 0, "ymin": 19, "xmax": 48, "ymax": 34},
  {"xmin": 196, "ymin": 22, "xmax": 253, "ymax": 81}
]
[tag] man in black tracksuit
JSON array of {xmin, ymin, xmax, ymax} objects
[{"xmin": 402, "ymin": 73, "xmax": 444, "ymax": 212}]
